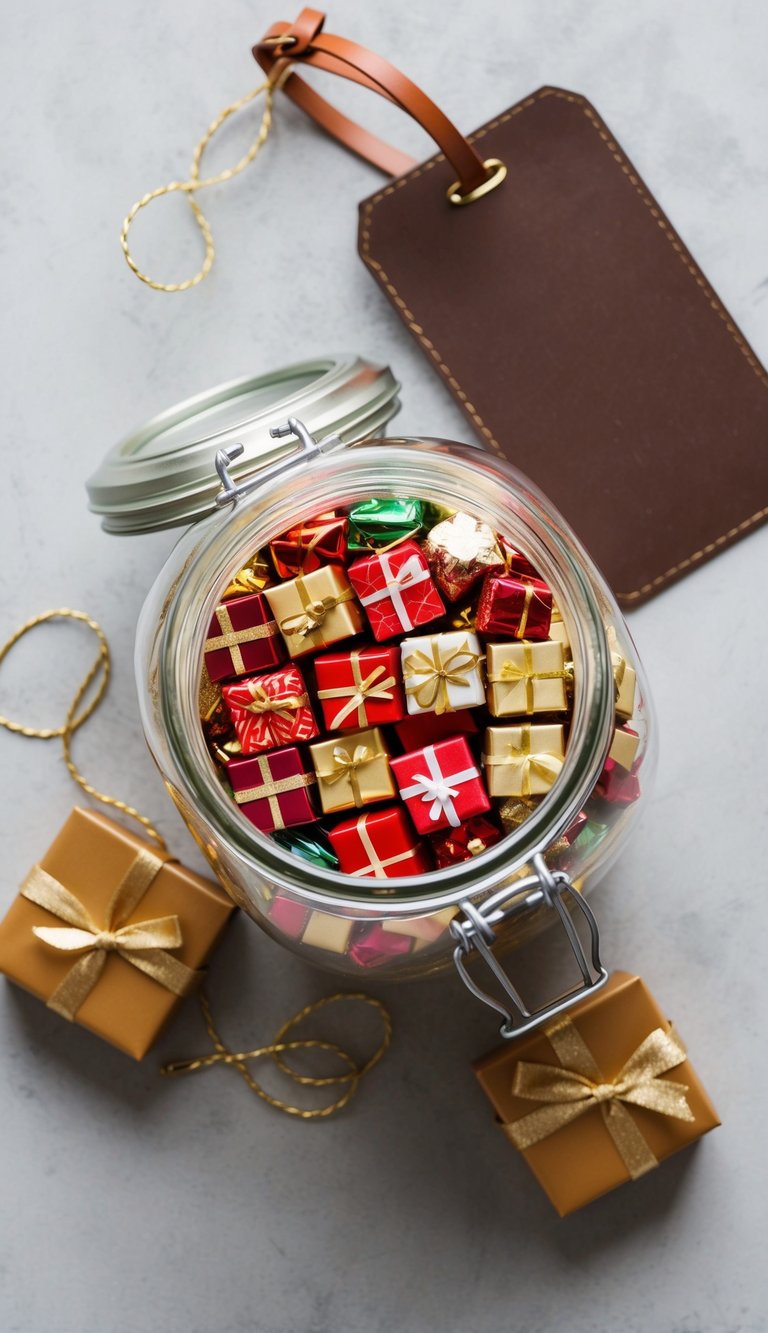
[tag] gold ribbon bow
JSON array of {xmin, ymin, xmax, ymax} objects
[
  {"xmin": 243, "ymin": 683, "xmax": 308, "ymax": 719},
  {"xmin": 483, "ymin": 728, "xmax": 563, "ymax": 796},
  {"xmin": 20, "ymin": 849, "xmax": 199, "ymax": 1021},
  {"xmin": 279, "ymin": 578, "xmax": 355, "ymax": 642},
  {"xmin": 490, "ymin": 646, "xmax": 567, "ymax": 713},
  {"xmin": 317, "ymin": 660, "xmax": 395, "ymax": 729},
  {"xmin": 403, "ymin": 638, "xmax": 483, "ymax": 715},
  {"xmin": 320, "ymin": 744, "xmax": 381, "ymax": 808},
  {"xmin": 204, "ymin": 603, "xmax": 277, "ymax": 675},
  {"xmin": 505, "ymin": 1016, "xmax": 694, "ymax": 1180}
]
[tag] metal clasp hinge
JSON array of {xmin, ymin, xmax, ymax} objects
[
  {"xmin": 214, "ymin": 417, "xmax": 342, "ymax": 509},
  {"xmin": 451, "ymin": 854, "xmax": 608, "ymax": 1039}
]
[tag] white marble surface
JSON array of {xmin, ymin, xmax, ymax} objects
[{"xmin": 1, "ymin": 2, "xmax": 767, "ymax": 1330}]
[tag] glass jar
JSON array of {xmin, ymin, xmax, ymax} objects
[{"xmin": 130, "ymin": 425, "xmax": 655, "ymax": 994}]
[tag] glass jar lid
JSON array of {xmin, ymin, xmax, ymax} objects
[{"xmin": 86, "ymin": 354, "xmax": 400, "ymax": 534}]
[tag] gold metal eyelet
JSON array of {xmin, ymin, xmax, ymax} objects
[{"xmin": 447, "ymin": 158, "xmax": 507, "ymax": 207}]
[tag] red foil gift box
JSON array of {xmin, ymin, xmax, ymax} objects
[
  {"xmin": 391, "ymin": 736, "xmax": 490, "ymax": 835},
  {"xmin": 269, "ymin": 511, "xmax": 348, "ymax": 579},
  {"xmin": 348, "ymin": 539, "xmax": 444, "ymax": 640},
  {"xmin": 431, "ymin": 815, "xmax": 501, "ymax": 867},
  {"xmin": 595, "ymin": 757, "xmax": 642, "ymax": 806},
  {"xmin": 394, "ymin": 707, "xmax": 479, "ymax": 752},
  {"xmin": 329, "ymin": 808, "xmax": 431, "ymax": 880},
  {"xmin": 222, "ymin": 666, "xmax": 318, "ymax": 754},
  {"xmin": 315, "ymin": 645, "xmax": 405, "ymax": 732},
  {"xmin": 204, "ymin": 592, "xmax": 283, "ymax": 682},
  {"xmin": 229, "ymin": 746, "xmax": 317, "ymax": 833},
  {"xmin": 476, "ymin": 574, "xmax": 552, "ymax": 641},
  {"xmin": 499, "ymin": 537, "xmax": 541, "ymax": 582},
  {"xmin": 349, "ymin": 923, "xmax": 413, "ymax": 968}
]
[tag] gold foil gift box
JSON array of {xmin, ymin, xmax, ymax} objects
[
  {"xmin": 265, "ymin": 565, "xmax": 363, "ymax": 659},
  {"xmin": 310, "ymin": 727, "xmax": 395, "ymax": 814},
  {"xmin": 486, "ymin": 641, "xmax": 568, "ymax": 717},
  {"xmin": 0, "ymin": 808, "xmax": 234, "ymax": 1059},
  {"xmin": 474, "ymin": 972, "xmax": 720, "ymax": 1216},
  {"xmin": 483, "ymin": 724, "xmax": 566, "ymax": 797}
]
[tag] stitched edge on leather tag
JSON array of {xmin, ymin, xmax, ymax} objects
[{"xmin": 358, "ymin": 86, "xmax": 768, "ymax": 605}]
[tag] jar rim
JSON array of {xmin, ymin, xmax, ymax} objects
[{"xmin": 145, "ymin": 438, "xmax": 616, "ymax": 915}]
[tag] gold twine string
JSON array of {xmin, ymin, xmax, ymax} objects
[
  {"xmin": 120, "ymin": 66, "xmax": 293, "ymax": 293},
  {"xmin": 0, "ymin": 609, "xmax": 166, "ymax": 847},
  {"xmin": 163, "ymin": 991, "xmax": 392, "ymax": 1119},
  {"xmin": 0, "ymin": 610, "xmax": 392, "ymax": 1114}
]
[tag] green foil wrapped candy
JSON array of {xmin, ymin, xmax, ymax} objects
[
  {"xmin": 347, "ymin": 498, "xmax": 425, "ymax": 551},
  {"xmin": 272, "ymin": 827, "xmax": 339, "ymax": 870}
]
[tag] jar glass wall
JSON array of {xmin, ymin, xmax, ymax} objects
[{"xmin": 136, "ymin": 439, "xmax": 655, "ymax": 979}]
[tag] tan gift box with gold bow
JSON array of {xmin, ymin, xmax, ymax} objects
[
  {"xmin": 0, "ymin": 808, "xmax": 235, "ymax": 1060},
  {"xmin": 474, "ymin": 972, "xmax": 720, "ymax": 1216}
]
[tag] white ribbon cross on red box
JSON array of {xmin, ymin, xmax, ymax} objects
[
  {"xmin": 400, "ymin": 745, "xmax": 477, "ymax": 828},
  {"xmin": 359, "ymin": 551, "xmax": 431, "ymax": 632}
]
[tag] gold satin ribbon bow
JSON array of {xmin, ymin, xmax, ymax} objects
[
  {"xmin": 403, "ymin": 638, "xmax": 483, "ymax": 715},
  {"xmin": 504, "ymin": 1016, "xmax": 694, "ymax": 1180},
  {"xmin": 489, "ymin": 647, "xmax": 567, "ymax": 713},
  {"xmin": 241, "ymin": 682, "xmax": 309, "ymax": 748},
  {"xmin": 320, "ymin": 745, "xmax": 382, "ymax": 808},
  {"xmin": 483, "ymin": 728, "xmax": 563, "ymax": 797},
  {"xmin": 20, "ymin": 850, "xmax": 199, "ymax": 1021},
  {"xmin": 317, "ymin": 660, "xmax": 395, "ymax": 729},
  {"xmin": 279, "ymin": 579, "xmax": 356, "ymax": 642},
  {"xmin": 204, "ymin": 604, "xmax": 277, "ymax": 675}
]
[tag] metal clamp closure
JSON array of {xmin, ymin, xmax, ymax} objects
[
  {"xmin": 214, "ymin": 417, "xmax": 342, "ymax": 509},
  {"xmin": 451, "ymin": 854, "xmax": 607, "ymax": 1039}
]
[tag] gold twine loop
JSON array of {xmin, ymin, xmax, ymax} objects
[
  {"xmin": 0, "ymin": 609, "xmax": 165, "ymax": 847},
  {"xmin": 162, "ymin": 990, "xmax": 392, "ymax": 1119},
  {"xmin": 120, "ymin": 68, "xmax": 293, "ymax": 293}
]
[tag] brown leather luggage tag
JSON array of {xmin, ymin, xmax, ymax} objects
[{"xmin": 256, "ymin": 11, "xmax": 768, "ymax": 606}]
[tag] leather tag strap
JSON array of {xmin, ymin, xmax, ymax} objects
[{"xmin": 253, "ymin": 8, "xmax": 489, "ymax": 192}]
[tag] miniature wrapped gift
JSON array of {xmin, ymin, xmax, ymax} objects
[
  {"xmin": 302, "ymin": 910, "xmax": 353, "ymax": 954},
  {"xmin": 476, "ymin": 574, "xmax": 553, "ymax": 641},
  {"xmin": 613, "ymin": 653, "xmax": 637, "ymax": 722},
  {"xmin": 347, "ymin": 497, "xmax": 425, "ymax": 551},
  {"xmin": 473, "ymin": 971, "xmax": 720, "ymax": 1216},
  {"xmin": 223, "ymin": 550, "xmax": 274, "ymax": 598},
  {"xmin": 499, "ymin": 538, "xmax": 540, "ymax": 582},
  {"xmin": 486, "ymin": 641, "xmax": 568, "ymax": 717},
  {"xmin": 422, "ymin": 511, "xmax": 504, "ymax": 602},
  {"xmin": 199, "ymin": 666, "xmax": 239, "ymax": 762},
  {"xmin": 431, "ymin": 815, "xmax": 501, "ymax": 867},
  {"xmin": 268, "ymin": 893, "xmax": 310, "ymax": 940},
  {"xmin": 0, "ymin": 808, "xmax": 234, "ymax": 1060},
  {"xmin": 329, "ymin": 808, "xmax": 431, "ymax": 880},
  {"xmin": 315, "ymin": 645, "xmax": 405, "ymax": 732},
  {"xmin": 395, "ymin": 707, "xmax": 478, "ymax": 753},
  {"xmin": 483, "ymin": 725, "xmax": 565, "ymax": 797},
  {"xmin": 401, "ymin": 632, "xmax": 484, "ymax": 716},
  {"xmin": 595, "ymin": 758, "xmax": 642, "ymax": 806},
  {"xmin": 269, "ymin": 511, "xmax": 348, "ymax": 579},
  {"xmin": 608, "ymin": 725, "xmax": 640, "ymax": 771},
  {"xmin": 349, "ymin": 923, "xmax": 413, "ymax": 968},
  {"xmin": 348, "ymin": 539, "xmax": 444, "ymax": 640},
  {"xmin": 310, "ymin": 727, "xmax": 395, "ymax": 814},
  {"xmin": 204, "ymin": 591, "xmax": 283, "ymax": 682},
  {"xmin": 381, "ymin": 905, "xmax": 458, "ymax": 949},
  {"xmin": 272, "ymin": 827, "xmax": 339, "ymax": 869},
  {"xmin": 391, "ymin": 736, "xmax": 490, "ymax": 834},
  {"xmin": 265, "ymin": 565, "xmax": 363, "ymax": 658},
  {"xmin": 229, "ymin": 746, "xmax": 317, "ymax": 832},
  {"xmin": 223, "ymin": 666, "xmax": 318, "ymax": 754}
]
